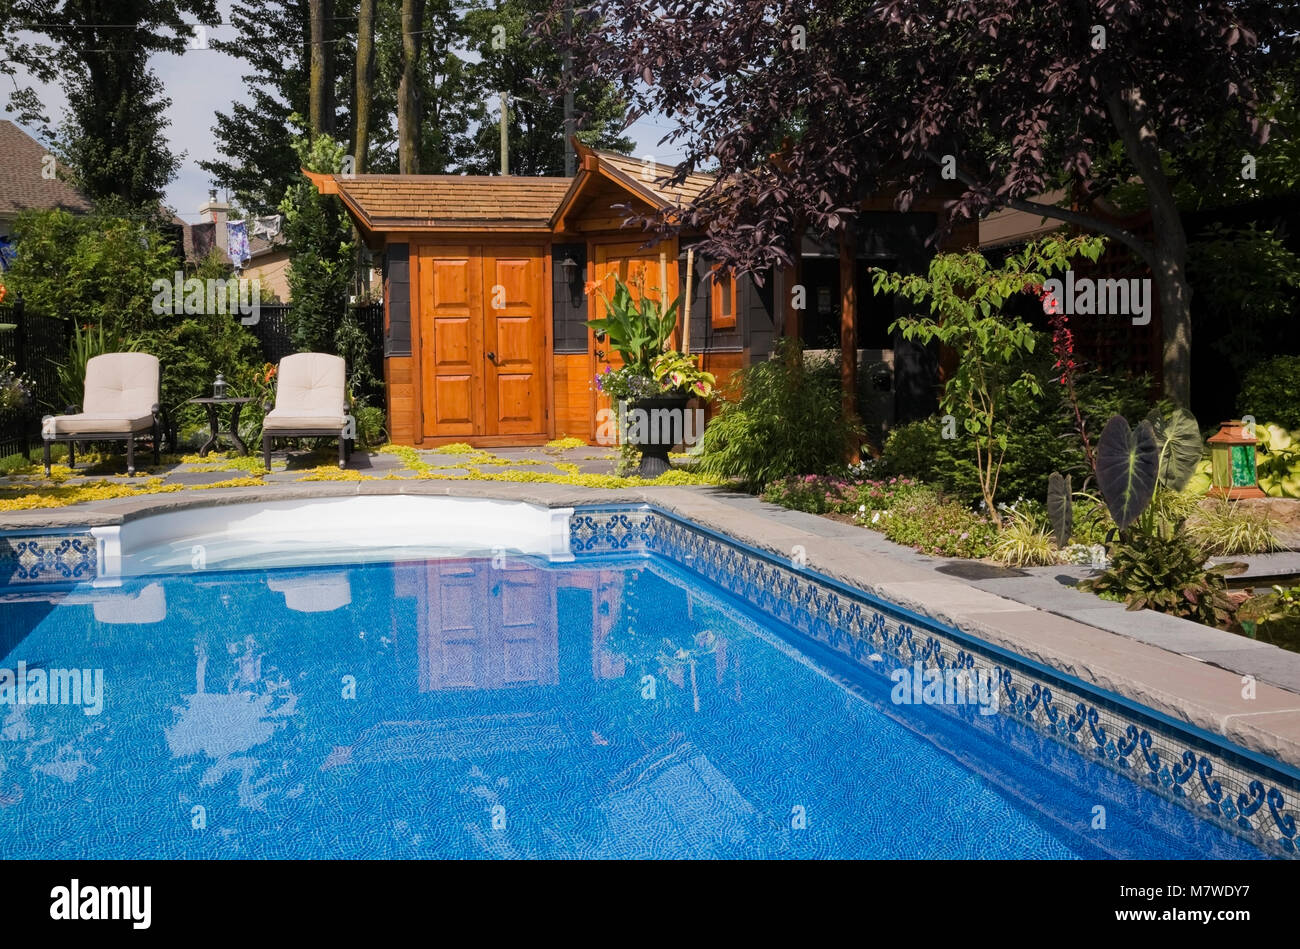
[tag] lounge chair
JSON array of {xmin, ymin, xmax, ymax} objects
[
  {"xmin": 42, "ymin": 352, "xmax": 161, "ymax": 476},
  {"xmin": 261, "ymin": 352, "xmax": 351, "ymax": 469}
]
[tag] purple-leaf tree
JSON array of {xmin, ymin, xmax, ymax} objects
[{"xmin": 544, "ymin": 0, "xmax": 1299, "ymax": 408}]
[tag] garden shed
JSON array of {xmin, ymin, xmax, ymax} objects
[{"xmin": 308, "ymin": 141, "xmax": 975, "ymax": 447}]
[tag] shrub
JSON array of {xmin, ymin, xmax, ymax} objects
[
  {"xmin": 697, "ymin": 339, "xmax": 864, "ymax": 490},
  {"xmin": 879, "ymin": 342, "xmax": 1153, "ymax": 504},
  {"xmin": 282, "ymin": 127, "xmax": 356, "ymax": 354},
  {"xmin": 3, "ymin": 208, "xmax": 180, "ymax": 339},
  {"xmin": 351, "ymin": 404, "xmax": 387, "ymax": 448},
  {"xmin": 1068, "ymin": 495, "xmax": 1114, "ymax": 547},
  {"xmin": 137, "ymin": 316, "xmax": 265, "ymax": 438},
  {"xmin": 875, "ymin": 487, "xmax": 997, "ymax": 558},
  {"xmin": 760, "ymin": 474, "xmax": 922, "ymax": 516},
  {"xmin": 1238, "ymin": 355, "xmax": 1300, "ymax": 430},
  {"xmin": 759, "ymin": 475, "xmax": 854, "ymax": 514}
]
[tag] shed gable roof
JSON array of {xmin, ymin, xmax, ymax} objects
[{"xmin": 334, "ymin": 174, "xmax": 573, "ymax": 229}]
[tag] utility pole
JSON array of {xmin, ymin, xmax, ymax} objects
[
  {"xmin": 563, "ymin": 0, "xmax": 575, "ymax": 176},
  {"xmin": 500, "ymin": 91, "xmax": 509, "ymax": 176}
]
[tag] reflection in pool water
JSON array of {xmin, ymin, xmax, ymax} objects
[{"xmin": 0, "ymin": 556, "xmax": 1272, "ymax": 859}]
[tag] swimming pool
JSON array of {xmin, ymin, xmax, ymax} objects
[{"xmin": 0, "ymin": 501, "xmax": 1296, "ymax": 858}]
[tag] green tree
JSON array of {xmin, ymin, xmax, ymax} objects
[
  {"xmin": 463, "ymin": 0, "xmax": 632, "ymax": 175},
  {"xmin": 202, "ymin": 0, "xmax": 313, "ymax": 214},
  {"xmin": 280, "ymin": 127, "xmax": 357, "ymax": 354},
  {"xmin": 873, "ymin": 236, "xmax": 1105, "ymax": 524},
  {"xmin": 14, "ymin": 0, "xmax": 220, "ymax": 209}
]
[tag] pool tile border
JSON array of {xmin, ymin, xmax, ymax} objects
[
  {"xmin": 572, "ymin": 505, "xmax": 1300, "ymax": 858},
  {"xmin": 0, "ymin": 529, "xmax": 97, "ymax": 585}
]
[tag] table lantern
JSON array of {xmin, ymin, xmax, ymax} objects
[
  {"xmin": 1207, "ymin": 420, "xmax": 1265, "ymax": 499},
  {"xmin": 212, "ymin": 372, "xmax": 227, "ymax": 400}
]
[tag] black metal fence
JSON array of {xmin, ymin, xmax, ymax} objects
[
  {"xmin": 249, "ymin": 303, "xmax": 385, "ymax": 399},
  {"xmin": 0, "ymin": 296, "xmax": 71, "ymax": 460}
]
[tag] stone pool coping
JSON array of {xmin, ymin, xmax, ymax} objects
[{"xmin": 4, "ymin": 480, "xmax": 1300, "ymax": 772}]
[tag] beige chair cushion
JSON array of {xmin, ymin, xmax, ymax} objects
[
  {"xmin": 262, "ymin": 410, "xmax": 346, "ymax": 431},
  {"xmin": 47, "ymin": 413, "xmax": 155, "ymax": 435},
  {"xmin": 271, "ymin": 353, "xmax": 346, "ymax": 421},
  {"xmin": 82, "ymin": 352, "xmax": 159, "ymax": 418}
]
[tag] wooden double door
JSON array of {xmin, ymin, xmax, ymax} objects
[
  {"xmin": 415, "ymin": 560, "xmax": 558, "ymax": 692},
  {"xmin": 417, "ymin": 244, "xmax": 548, "ymax": 441}
]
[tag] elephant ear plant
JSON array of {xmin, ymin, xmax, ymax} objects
[
  {"xmin": 1046, "ymin": 471, "xmax": 1073, "ymax": 547},
  {"xmin": 1080, "ymin": 407, "xmax": 1244, "ymax": 625}
]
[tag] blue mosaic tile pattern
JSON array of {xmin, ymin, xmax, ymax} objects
[
  {"xmin": 574, "ymin": 505, "xmax": 1300, "ymax": 857},
  {"xmin": 0, "ymin": 532, "xmax": 96, "ymax": 585}
]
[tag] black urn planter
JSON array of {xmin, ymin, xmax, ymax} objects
[{"xmin": 626, "ymin": 393, "xmax": 690, "ymax": 477}]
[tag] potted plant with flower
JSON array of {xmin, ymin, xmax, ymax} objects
[{"xmin": 587, "ymin": 273, "xmax": 716, "ymax": 476}]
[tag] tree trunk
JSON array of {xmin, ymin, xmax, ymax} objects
[
  {"xmin": 398, "ymin": 0, "xmax": 426, "ymax": 174},
  {"xmin": 1105, "ymin": 87, "xmax": 1191, "ymax": 408},
  {"xmin": 839, "ymin": 226, "xmax": 860, "ymax": 461},
  {"xmin": 353, "ymin": 0, "xmax": 375, "ymax": 173},
  {"xmin": 308, "ymin": 0, "xmax": 331, "ymax": 135}
]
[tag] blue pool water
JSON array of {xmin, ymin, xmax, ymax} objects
[{"xmin": 0, "ymin": 554, "xmax": 1270, "ymax": 859}]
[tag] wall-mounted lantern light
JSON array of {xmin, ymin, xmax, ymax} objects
[
  {"xmin": 1207, "ymin": 420, "xmax": 1265, "ymax": 499},
  {"xmin": 560, "ymin": 256, "xmax": 584, "ymax": 308}
]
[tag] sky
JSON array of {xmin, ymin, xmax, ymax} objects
[{"xmin": 6, "ymin": 1, "xmax": 684, "ymax": 221}]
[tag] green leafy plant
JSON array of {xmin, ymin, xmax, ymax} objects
[
  {"xmin": 1079, "ymin": 519, "xmax": 1241, "ymax": 626},
  {"xmin": 1094, "ymin": 407, "xmax": 1204, "ymax": 531},
  {"xmin": 649, "ymin": 350, "xmax": 716, "ymax": 399},
  {"xmin": 281, "ymin": 121, "xmax": 357, "ymax": 354},
  {"xmin": 1095, "ymin": 414, "xmax": 1160, "ymax": 529},
  {"xmin": 697, "ymin": 339, "xmax": 864, "ymax": 491},
  {"xmin": 585, "ymin": 272, "xmax": 679, "ymax": 375},
  {"xmin": 1238, "ymin": 355, "xmax": 1300, "ymax": 430},
  {"xmin": 351, "ymin": 404, "xmax": 388, "ymax": 448},
  {"xmin": 760, "ymin": 474, "xmax": 921, "ymax": 516},
  {"xmin": 1189, "ymin": 225, "xmax": 1300, "ymax": 381},
  {"xmin": 880, "ymin": 353, "xmax": 1153, "ymax": 504},
  {"xmin": 51, "ymin": 322, "xmax": 139, "ymax": 412},
  {"xmin": 873, "ymin": 234, "xmax": 1105, "ymax": 524},
  {"xmin": 1147, "ymin": 407, "xmax": 1204, "ymax": 491}
]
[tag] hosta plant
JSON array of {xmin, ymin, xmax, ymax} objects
[{"xmin": 1079, "ymin": 518, "xmax": 1242, "ymax": 626}]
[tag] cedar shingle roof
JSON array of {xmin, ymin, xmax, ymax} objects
[
  {"xmin": 593, "ymin": 150, "xmax": 716, "ymax": 208},
  {"xmin": 336, "ymin": 174, "xmax": 574, "ymax": 228},
  {"xmin": 0, "ymin": 121, "xmax": 92, "ymax": 218}
]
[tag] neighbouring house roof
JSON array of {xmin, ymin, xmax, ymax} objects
[{"xmin": 0, "ymin": 120, "xmax": 92, "ymax": 220}]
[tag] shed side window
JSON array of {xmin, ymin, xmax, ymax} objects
[{"xmin": 710, "ymin": 265, "xmax": 736, "ymax": 329}]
